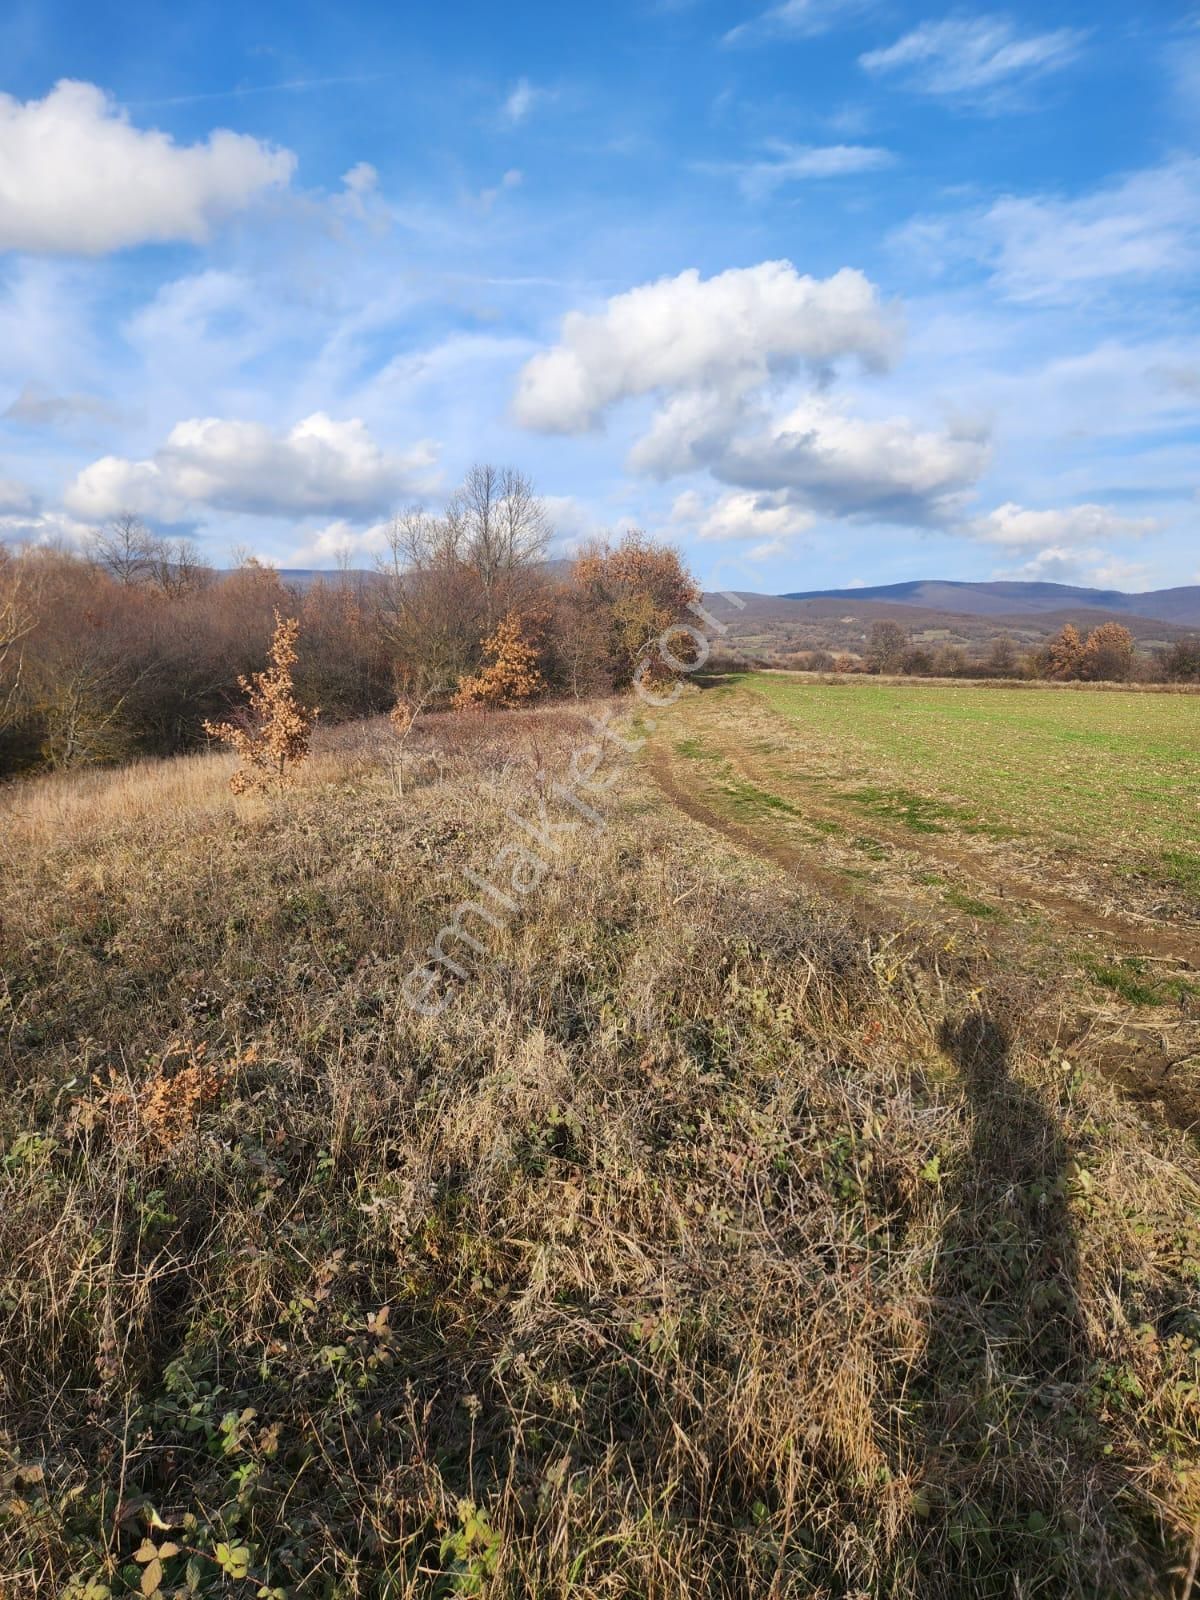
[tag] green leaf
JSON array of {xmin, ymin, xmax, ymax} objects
[{"xmin": 215, "ymin": 1542, "xmax": 252, "ymax": 1579}]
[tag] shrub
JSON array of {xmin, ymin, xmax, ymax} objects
[
  {"xmin": 203, "ymin": 612, "xmax": 319, "ymax": 793},
  {"xmin": 453, "ymin": 612, "xmax": 546, "ymax": 709},
  {"xmin": 1162, "ymin": 637, "xmax": 1200, "ymax": 683}
]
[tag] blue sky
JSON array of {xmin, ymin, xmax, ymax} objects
[{"xmin": 0, "ymin": 0, "xmax": 1197, "ymax": 594}]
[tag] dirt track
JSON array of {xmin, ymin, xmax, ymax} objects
[{"xmin": 644, "ymin": 684, "xmax": 1200, "ymax": 1130}]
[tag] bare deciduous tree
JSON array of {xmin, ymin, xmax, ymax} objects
[
  {"xmin": 376, "ymin": 466, "xmax": 551, "ymax": 697},
  {"xmin": 451, "ymin": 464, "xmax": 550, "ymax": 629},
  {"xmin": 376, "ymin": 507, "xmax": 483, "ymax": 699},
  {"xmin": 147, "ymin": 536, "xmax": 213, "ymax": 599},
  {"xmin": 0, "ymin": 548, "xmax": 37, "ymax": 735},
  {"xmin": 91, "ymin": 513, "xmax": 157, "ymax": 586},
  {"xmin": 92, "ymin": 514, "xmax": 213, "ymax": 598}
]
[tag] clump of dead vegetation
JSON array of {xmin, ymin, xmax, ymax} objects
[{"xmin": 1, "ymin": 717, "xmax": 1198, "ymax": 1598}]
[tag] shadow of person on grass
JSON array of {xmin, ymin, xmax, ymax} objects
[{"xmin": 911, "ymin": 1008, "xmax": 1159, "ymax": 1598}]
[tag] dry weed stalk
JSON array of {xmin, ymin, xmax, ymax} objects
[{"xmin": 203, "ymin": 612, "xmax": 318, "ymax": 793}]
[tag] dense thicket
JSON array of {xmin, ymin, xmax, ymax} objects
[{"xmin": 0, "ymin": 468, "xmax": 699, "ymax": 779}]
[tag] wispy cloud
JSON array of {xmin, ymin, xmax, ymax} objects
[
  {"xmin": 860, "ymin": 14, "xmax": 1084, "ymax": 106},
  {"xmin": 696, "ymin": 140, "xmax": 895, "ymax": 199},
  {"xmin": 891, "ymin": 158, "xmax": 1200, "ymax": 302},
  {"xmin": 129, "ymin": 74, "xmax": 391, "ymax": 109},
  {"xmin": 501, "ymin": 77, "xmax": 549, "ymax": 126},
  {"xmin": 723, "ymin": 0, "xmax": 873, "ymax": 47}
]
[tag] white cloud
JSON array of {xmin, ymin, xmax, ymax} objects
[
  {"xmin": 341, "ymin": 162, "xmax": 378, "ymax": 197},
  {"xmin": 724, "ymin": 0, "xmax": 874, "ymax": 47},
  {"xmin": 890, "ymin": 159, "xmax": 1200, "ymax": 303},
  {"xmin": 0, "ymin": 508, "xmax": 96, "ymax": 548},
  {"xmin": 515, "ymin": 260, "xmax": 982, "ymax": 527},
  {"xmin": 1089, "ymin": 556, "xmax": 1152, "ymax": 588},
  {"xmin": 628, "ymin": 388, "xmax": 757, "ymax": 478},
  {"xmin": 965, "ymin": 501, "xmax": 1160, "ymax": 548},
  {"xmin": 984, "ymin": 160, "xmax": 1200, "ymax": 301},
  {"xmin": 541, "ymin": 494, "xmax": 603, "ymax": 548},
  {"xmin": 64, "ymin": 413, "xmax": 438, "ymax": 522},
  {"xmin": 478, "ymin": 168, "xmax": 524, "ymax": 212},
  {"xmin": 513, "ymin": 261, "xmax": 898, "ymax": 433},
  {"xmin": 540, "ymin": 494, "xmax": 642, "ymax": 553},
  {"xmin": 860, "ymin": 15, "xmax": 1084, "ymax": 104},
  {"xmin": 711, "ymin": 395, "xmax": 988, "ymax": 524},
  {"xmin": 670, "ymin": 488, "xmax": 815, "ymax": 543},
  {"xmin": 333, "ymin": 162, "xmax": 382, "ymax": 222},
  {"xmin": 286, "ymin": 518, "xmax": 392, "ymax": 568},
  {"xmin": 0, "ymin": 477, "xmax": 35, "ymax": 513},
  {"xmin": 502, "ymin": 78, "xmax": 545, "ymax": 126},
  {"xmin": 0, "ymin": 80, "xmax": 296, "ymax": 254},
  {"xmin": 993, "ymin": 545, "xmax": 1151, "ymax": 588},
  {"xmin": 699, "ymin": 141, "xmax": 895, "ymax": 200}
]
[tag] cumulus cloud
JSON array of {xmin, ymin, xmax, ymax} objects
[
  {"xmin": 0, "ymin": 508, "xmax": 96, "ymax": 548},
  {"xmin": 0, "ymin": 80, "xmax": 296, "ymax": 254},
  {"xmin": 965, "ymin": 501, "xmax": 1160, "ymax": 548},
  {"xmin": 632, "ymin": 394, "xmax": 986, "ymax": 524},
  {"xmin": 513, "ymin": 261, "xmax": 898, "ymax": 433},
  {"xmin": 861, "ymin": 15, "xmax": 1083, "ymax": 104},
  {"xmin": 993, "ymin": 545, "xmax": 1151, "ymax": 588},
  {"xmin": 64, "ymin": 414, "xmax": 438, "ymax": 523},
  {"xmin": 698, "ymin": 141, "xmax": 895, "ymax": 200},
  {"xmin": 710, "ymin": 396, "xmax": 989, "ymax": 524},
  {"xmin": 286, "ymin": 518, "xmax": 392, "ymax": 568},
  {"xmin": 670, "ymin": 488, "xmax": 815, "ymax": 544},
  {"xmin": 515, "ymin": 259, "xmax": 984, "ymax": 526}
]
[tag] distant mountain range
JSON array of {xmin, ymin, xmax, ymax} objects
[
  {"xmin": 273, "ymin": 571, "xmax": 1200, "ymax": 631},
  {"xmin": 779, "ymin": 580, "xmax": 1200, "ymax": 629}
]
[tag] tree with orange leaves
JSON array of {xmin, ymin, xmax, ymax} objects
[
  {"xmin": 1037, "ymin": 623, "xmax": 1085, "ymax": 680},
  {"xmin": 1079, "ymin": 621, "xmax": 1135, "ymax": 682},
  {"xmin": 571, "ymin": 532, "xmax": 700, "ymax": 690},
  {"xmin": 204, "ymin": 611, "xmax": 319, "ymax": 792},
  {"xmin": 453, "ymin": 612, "xmax": 545, "ymax": 709}
]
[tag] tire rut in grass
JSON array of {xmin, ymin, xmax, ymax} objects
[{"xmin": 673, "ymin": 703, "xmax": 1200, "ymax": 969}]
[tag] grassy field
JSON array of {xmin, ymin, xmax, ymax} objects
[
  {"xmin": 648, "ymin": 675, "xmax": 1200, "ymax": 960},
  {"xmin": 750, "ymin": 675, "xmax": 1200, "ymax": 875},
  {"xmin": 2, "ymin": 702, "xmax": 1199, "ymax": 1598}
]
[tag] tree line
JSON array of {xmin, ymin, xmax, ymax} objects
[
  {"xmin": 778, "ymin": 619, "xmax": 1200, "ymax": 684},
  {"xmin": 0, "ymin": 465, "xmax": 700, "ymax": 780}
]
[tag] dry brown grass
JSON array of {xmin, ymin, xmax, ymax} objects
[{"xmin": 1, "ymin": 707, "xmax": 1198, "ymax": 1598}]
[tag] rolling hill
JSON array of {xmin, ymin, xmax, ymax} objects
[{"xmin": 779, "ymin": 579, "xmax": 1200, "ymax": 628}]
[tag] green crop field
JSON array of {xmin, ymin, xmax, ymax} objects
[
  {"xmin": 745, "ymin": 674, "xmax": 1200, "ymax": 882},
  {"xmin": 645, "ymin": 673, "xmax": 1200, "ymax": 984}
]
